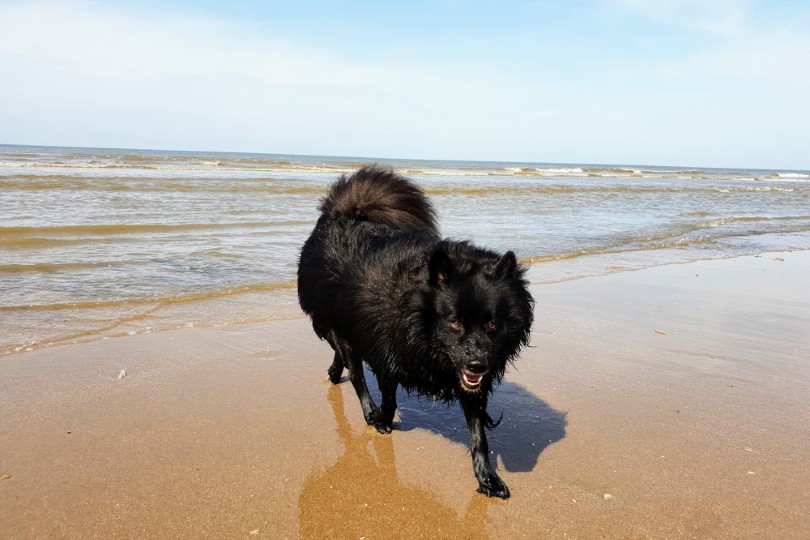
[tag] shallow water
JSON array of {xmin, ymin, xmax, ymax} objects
[{"xmin": 2, "ymin": 144, "xmax": 809, "ymax": 353}]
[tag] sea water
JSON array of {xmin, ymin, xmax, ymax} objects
[{"xmin": 2, "ymin": 144, "xmax": 809, "ymax": 354}]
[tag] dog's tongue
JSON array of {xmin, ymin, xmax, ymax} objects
[{"xmin": 461, "ymin": 370, "xmax": 482, "ymax": 387}]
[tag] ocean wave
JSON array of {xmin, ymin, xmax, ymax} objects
[
  {"xmin": 0, "ymin": 176, "xmax": 330, "ymax": 194},
  {"xmin": 0, "ymin": 160, "xmax": 160, "ymax": 170},
  {"xmin": 0, "ymin": 281, "xmax": 297, "ymax": 312},
  {"xmin": 712, "ymin": 186, "xmax": 795, "ymax": 193},
  {"xmin": 4, "ymin": 155, "xmax": 808, "ymax": 183},
  {"xmin": 521, "ymin": 216, "xmax": 810, "ymax": 265},
  {"xmin": 584, "ymin": 167, "xmax": 640, "ymax": 174},
  {"xmin": 6, "ymin": 173, "xmax": 807, "ymax": 195},
  {"xmin": 0, "ymin": 221, "xmax": 305, "ymax": 237},
  {"xmin": 0, "ymin": 237, "xmax": 91, "ymax": 248},
  {"xmin": 0, "ymin": 261, "xmax": 135, "ymax": 273},
  {"xmin": 0, "ymin": 159, "xmax": 355, "ymax": 175},
  {"xmin": 426, "ymin": 184, "xmax": 809, "ymax": 196},
  {"xmin": 535, "ymin": 167, "xmax": 585, "ymax": 174}
]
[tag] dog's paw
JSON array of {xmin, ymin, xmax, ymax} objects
[
  {"xmin": 371, "ymin": 410, "xmax": 393, "ymax": 434},
  {"xmin": 327, "ymin": 366, "xmax": 343, "ymax": 385},
  {"xmin": 477, "ymin": 475, "xmax": 510, "ymax": 499},
  {"xmin": 373, "ymin": 421, "xmax": 393, "ymax": 434}
]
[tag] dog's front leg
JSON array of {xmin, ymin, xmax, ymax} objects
[
  {"xmin": 460, "ymin": 396, "xmax": 509, "ymax": 499},
  {"xmin": 372, "ymin": 377, "xmax": 397, "ymax": 434}
]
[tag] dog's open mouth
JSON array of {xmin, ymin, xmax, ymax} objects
[{"xmin": 459, "ymin": 369, "xmax": 485, "ymax": 391}]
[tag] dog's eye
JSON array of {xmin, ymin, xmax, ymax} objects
[
  {"xmin": 448, "ymin": 319, "xmax": 463, "ymax": 333},
  {"xmin": 485, "ymin": 321, "xmax": 499, "ymax": 333}
]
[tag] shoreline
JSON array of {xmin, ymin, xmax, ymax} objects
[
  {"xmin": 4, "ymin": 245, "xmax": 809, "ymax": 357},
  {"xmin": 2, "ymin": 251, "xmax": 809, "ymax": 538}
]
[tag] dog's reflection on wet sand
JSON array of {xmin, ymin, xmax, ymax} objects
[
  {"xmin": 299, "ymin": 385, "xmax": 490, "ymax": 539},
  {"xmin": 298, "ymin": 382, "xmax": 567, "ymax": 539}
]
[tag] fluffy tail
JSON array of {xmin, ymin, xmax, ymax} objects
[{"xmin": 320, "ymin": 165, "xmax": 438, "ymax": 236}]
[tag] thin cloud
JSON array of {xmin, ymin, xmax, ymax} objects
[
  {"xmin": 0, "ymin": 1, "xmax": 552, "ymax": 157},
  {"xmin": 0, "ymin": 1, "xmax": 368, "ymax": 86},
  {"xmin": 614, "ymin": 0, "xmax": 748, "ymax": 35}
]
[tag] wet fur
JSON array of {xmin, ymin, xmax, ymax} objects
[{"xmin": 298, "ymin": 165, "xmax": 534, "ymax": 498}]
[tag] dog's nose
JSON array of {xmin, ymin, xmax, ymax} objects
[{"xmin": 466, "ymin": 359, "xmax": 488, "ymax": 374}]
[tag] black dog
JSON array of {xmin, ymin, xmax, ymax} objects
[{"xmin": 298, "ymin": 166, "xmax": 534, "ymax": 498}]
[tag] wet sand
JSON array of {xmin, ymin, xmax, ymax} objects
[{"xmin": 2, "ymin": 252, "xmax": 809, "ymax": 539}]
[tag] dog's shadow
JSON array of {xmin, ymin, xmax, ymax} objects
[{"xmin": 363, "ymin": 367, "xmax": 568, "ymax": 473}]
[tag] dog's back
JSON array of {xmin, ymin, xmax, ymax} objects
[{"xmin": 297, "ymin": 165, "xmax": 437, "ymax": 337}]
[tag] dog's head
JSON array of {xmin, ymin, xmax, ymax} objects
[{"xmin": 426, "ymin": 243, "xmax": 534, "ymax": 393}]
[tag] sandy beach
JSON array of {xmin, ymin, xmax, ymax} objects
[{"xmin": 2, "ymin": 251, "xmax": 809, "ymax": 539}]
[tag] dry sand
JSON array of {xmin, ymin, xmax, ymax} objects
[{"xmin": 1, "ymin": 252, "xmax": 809, "ymax": 539}]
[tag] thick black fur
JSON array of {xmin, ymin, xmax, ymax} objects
[{"xmin": 298, "ymin": 165, "xmax": 534, "ymax": 499}]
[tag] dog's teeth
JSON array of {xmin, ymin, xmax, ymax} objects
[{"xmin": 461, "ymin": 370, "xmax": 482, "ymax": 388}]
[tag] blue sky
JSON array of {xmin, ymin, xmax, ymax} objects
[{"xmin": 1, "ymin": 0, "xmax": 808, "ymax": 169}]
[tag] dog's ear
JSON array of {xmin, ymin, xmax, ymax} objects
[
  {"xmin": 494, "ymin": 251, "xmax": 517, "ymax": 279},
  {"xmin": 428, "ymin": 248, "xmax": 454, "ymax": 285}
]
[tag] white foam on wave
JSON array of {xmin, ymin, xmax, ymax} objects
[
  {"xmin": 712, "ymin": 186, "xmax": 795, "ymax": 193},
  {"xmin": 541, "ymin": 167, "xmax": 585, "ymax": 174}
]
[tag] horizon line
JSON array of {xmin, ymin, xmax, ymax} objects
[{"xmin": 1, "ymin": 142, "xmax": 808, "ymax": 174}]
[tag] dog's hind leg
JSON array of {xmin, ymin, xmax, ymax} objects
[
  {"xmin": 460, "ymin": 395, "xmax": 510, "ymax": 499},
  {"xmin": 324, "ymin": 330, "xmax": 346, "ymax": 384},
  {"xmin": 347, "ymin": 357, "xmax": 378, "ymax": 426},
  {"xmin": 329, "ymin": 332, "xmax": 378, "ymax": 425},
  {"xmin": 372, "ymin": 377, "xmax": 397, "ymax": 434},
  {"xmin": 327, "ymin": 351, "xmax": 344, "ymax": 384}
]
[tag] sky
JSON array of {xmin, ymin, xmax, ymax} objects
[{"xmin": 1, "ymin": 0, "xmax": 808, "ymax": 169}]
